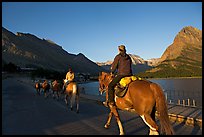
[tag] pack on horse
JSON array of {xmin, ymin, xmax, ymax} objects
[
  {"xmin": 98, "ymin": 72, "xmax": 174, "ymax": 135},
  {"xmin": 51, "ymin": 80, "xmax": 62, "ymax": 100},
  {"xmin": 63, "ymin": 79, "xmax": 79, "ymax": 113},
  {"xmin": 35, "ymin": 81, "xmax": 41, "ymax": 95},
  {"xmin": 41, "ymin": 80, "xmax": 51, "ymax": 98}
]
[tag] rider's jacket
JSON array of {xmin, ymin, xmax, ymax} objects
[{"xmin": 111, "ymin": 53, "xmax": 132, "ymax": 76}]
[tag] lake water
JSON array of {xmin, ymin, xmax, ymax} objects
[{"xmin": 79, "ymin": 78, "xmax": 202, "ymax": 108}]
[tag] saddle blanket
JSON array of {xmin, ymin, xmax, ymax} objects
[
  {"xmin": 119, "ymin": 76, "xmax": 141, "ymax": 87},
  {"xmin": 115, "ymin": 76, "xmax": 142, "ymax": 98}
]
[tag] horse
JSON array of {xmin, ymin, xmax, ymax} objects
[
  {"xmin": 63, "ymin": 79, "xmax": 79, "ymax": 113},
  {"xmin": 35, "ymin": 81, "xmax": 41, "ymax": 95},
  {"xmin": 41, "ymin": 80, "xmax": 51, "ymax": 98},
  {"xmin": 51, "ymin": 80, "xmax": 62, "ymax": 100},
  {"xmin": 98, "ymin": 72, "xmax": 174, "ymax": 135}
]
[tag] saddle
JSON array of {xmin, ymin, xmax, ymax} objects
[{"xmin": 115, "ymin": 76, "xmax": 142, "ymax": 97}]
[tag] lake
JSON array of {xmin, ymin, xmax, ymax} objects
[{"xmin": 79, "ymin": 78, "xmax": 202, "ymax": 108}]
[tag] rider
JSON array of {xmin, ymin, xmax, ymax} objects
[
  {"xmin": 63, "ymin": 67, "xmax": 75, "ymax": 92},
  {"xmin": 103, "ymin": 45, "xmax": 132, "ymax": 107},
  {"xmin": 52, "ymin": 80, "xmax": 58, "ymax": 86}
]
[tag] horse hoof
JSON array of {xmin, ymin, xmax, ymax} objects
[
  {"xmin": 71, "ymin": 108, "xmax": 73, "ymax": 111},
  {"xmin": 104, "ymin": 124, "xmax": 110, "ymax": 129},
  {"xmin": 120, "ymin": 132, "xmax": 125, "ymax": 135},
  {"xmin": 76, "ymin": 110, "xmax": 79, "ymax": 113}
]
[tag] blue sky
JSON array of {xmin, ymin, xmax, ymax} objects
[{"xmin": 2, "ymin": 2, "xmax": 202, "ymax": 62}]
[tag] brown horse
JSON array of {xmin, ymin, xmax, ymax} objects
[
  {"xmin": 98, "ymin": 72, "xmax": 174, "ymax": 135},
  {"xmin": 35, "ymin": 81, "xmax": 41, "ymax": 95},
  {"xmin": 51, "ymin": 80, "xmax": 62, "ymax": 100},
  {"xmin": 41, "ymin": 80, "xmax": 51, "ymax": 98},
  {"xmin": 63, "ymin": 79, "xmax": 79, "ymax": 113}
]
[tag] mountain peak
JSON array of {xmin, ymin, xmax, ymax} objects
[
  {"xmin": 77, "ymin": 53, "xmax": 85, "ymax": 56},
  {"xmin": 160, "ymin": 26, "xmax": 202, "ymax": 62},
  {"xmin": 181, "ymin": 26, "xmax": 201, "ymax": 34},
  {"xmin": 174, "ymin": 26, "xmax": 202, "ymax": 44},
  {"xmin": 2, "ymin": 27, "xmax": 106, "ymax": 75}
]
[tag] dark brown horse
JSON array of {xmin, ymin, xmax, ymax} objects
[
  {"xmin": 63, "ymin": 79, "xmax": 80, "ymax": 113},
  {"xmin": 98, "ymin": 72, "xmax": 174, "ymax": 135},
  {"xmin": 51, "ymin": 80, "xmax": 62, "ymax": 100},
  {"xmin": 41, "ymin": 80, "xmax": 50, "ymax": 98}
]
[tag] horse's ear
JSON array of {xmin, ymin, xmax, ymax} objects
[{"xmin": 99, "ymin": 72, "xmax": 102, "ymax": 76}]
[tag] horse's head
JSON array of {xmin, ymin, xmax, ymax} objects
[{"xmin": 98, "ymin": 72, "xmax": 114, "ymax": 95}]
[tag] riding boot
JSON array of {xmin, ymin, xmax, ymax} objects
[{"xmin": 108, "ymin": 89, "xmax": 115, "ymax": 107}]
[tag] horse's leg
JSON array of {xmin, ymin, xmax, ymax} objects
[
  {"xmin": 140, "ymin": 114, "xmax": 159, "ymax": 135},
  {"xmin": 44, "ymin": 90, "xmax": 47, "ymax": 98},
  {"xmin": 36, "ymin": 89, "xmax": 38, "ymax": 95},
  {"xmin": 65, "ymin": 94, "xmax": 68, "ymax": 105},
  {"xmin": 70, "ymin": 94, "xmax": 73, "ymax": 111},
  {"xmin": 57, "ymin": 91, "xmax": 59, "ymax": 101},
  {"xmin": 104, "ymin": 111, "xmax": 113, "ymax": 129},
  {"xmin": 60, "ymin": 90, "xmax": 64, "ymax": 100},
  {"xmin": 52, "ymin": 90, "xmax": 55, "ymax": 99},
  {"xmin": 109, "ymin": 105, "xmax": 124, "ymax": 135},
  {"xmin": 75, "ymin": 94, "xmax": 79, "ymax": 113},
  {"xmin": 47, "ymin": 89, "xmax": 50, "ymax": 98},
  {"xmin": 71, "ymin": 84, "xmax": 77, "ymax": 112},
  {"xmin": 70, "ymin": 93, "xmax": 76, "ymax": 111}
]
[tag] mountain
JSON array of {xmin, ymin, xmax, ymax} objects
[
  {"xmin": 96, "ymin": 26, "xmax": 202, "ymax": 78},
  {"xmin": 2, "ymin": 27, "xmax": 106, "ymax": 75},
  {"xmin": 139, "ymin": 26, "xmax": 202, "ymax": 78},
  {"xmin": 96, "ymin": 54, "xmax": 154, "ymax": 74}
]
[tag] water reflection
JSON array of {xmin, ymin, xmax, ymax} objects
[
  {"xmin": 149, "ymin": 78, "xmax": 202, "ymax": 107},
  {"xmin": 79, "ymin": 78, "xmax": 202, "ymax": 107}
]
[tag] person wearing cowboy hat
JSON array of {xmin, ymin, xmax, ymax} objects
[{"xmin": 103, "ymin": 45, "xmax": 133, "ymax": 107}]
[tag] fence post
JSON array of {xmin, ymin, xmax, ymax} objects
[
  {"xmin": 182, "ymin": 100, "xmax": 185, "ymax": 106},
  {"xmin": 192, "ymin": 100, "xmax": 196, "ymax": 107},
  {"xmin": 178, "ymin": 99, "xmax": 180, "ymax": 105},
  {"xmin": 187, "ymin": 99, "xmax": 190, "ymax": 106},
  {"xmin": 164, "ymin": 90, "xmax": 167, "ymax": 100}
]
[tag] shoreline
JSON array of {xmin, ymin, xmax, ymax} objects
[{"xmin": 147, "ymin": 76, "xmax": 202, "ymax": 80}]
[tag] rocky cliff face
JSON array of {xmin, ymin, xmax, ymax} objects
[
  {"xmin": 145, "ymin": 26, "xmax": 202, "ymax": 77},
  {"xmin": 2, "ymin": 27, "xmax": 106, "ymax": 75},
  {"xmin": 160, "ymin": 26, "xmax": 202, "ymax": 63},
  {"xmin": 96, "ymin": 26, "xmax": 202, "ymax": 77}
]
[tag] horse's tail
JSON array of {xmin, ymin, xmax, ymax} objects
[{"xmin": 150, "ymin": 83, "xmax": 174, "ymax": 135}]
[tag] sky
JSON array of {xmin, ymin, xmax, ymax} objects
[{"xmin": 2, "ymin": 2, "xmax": 202, "ymax": 62}]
